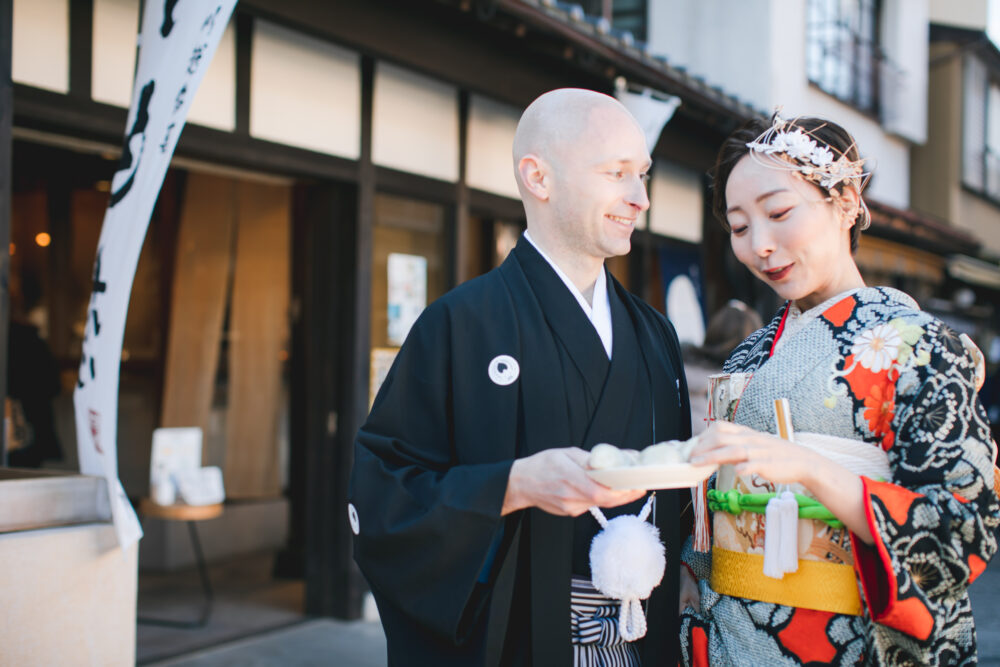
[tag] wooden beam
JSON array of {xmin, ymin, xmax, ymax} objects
[
  {"xmin": 234, "ymin": 11, "xmax": 252, "ymax": 136},
  {"xmin": 0, "ymin": 0, "xmax": 12, "ymax": 465},
  {"xmin": 276, "ymin": 182, "xmax": 311, "ymax": 578},
  {"xmin": 13, "ymin": 85, "xmax": 360, "ymax": 184},
  {"xmin": 300, "ymin": 181, "xmax": 343, "ymax": 614},
  {"xmin": 337, "ymin": 52, "xmax": 376, "ymax": 619},
  {"xmin": 69, "ymin": 0, "xmax": 94, "ymax": 100},
  {"xmin": 238, "ymin": 0, "xmax": 585, "ymax": 109},
  {"xmin": 454, "ymin": 90, "xmax": 470, "ymax": 286},
  {"xmin": 468, "ymin": 188, "xmax": 524, "ymax": 224},
  {"xmin": 304, "ymin": 55, "xmax": 373, "ymax": 621}
]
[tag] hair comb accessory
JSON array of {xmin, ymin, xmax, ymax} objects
[{"xmin": 746, "ymin": 111, "xmax": 873, "ymax": 230}]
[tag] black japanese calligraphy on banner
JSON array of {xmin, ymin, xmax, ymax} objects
[
  {"xmin": 109, "ymin": 81, "xmax": 155, "ymax": 207},
  {"xmin": 74, "ymin": 0, "xmax": 238, "ymax": 549},
  {"xmin": 162, "ymin": 0, "xmax": 180, "ymax": 37}
]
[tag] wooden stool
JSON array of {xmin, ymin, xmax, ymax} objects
[{"xmin": 137, "ymin": 499, "xmax": 223, "ymax": 628}]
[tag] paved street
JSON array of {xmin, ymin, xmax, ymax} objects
[
  {"xmin": 148, "ymin": 553, "xmax": 1000, "ymax": 666},
  {"xmin": 147, "ymin": 619, "xmax": 387, "ymax": 667},
  {"xmin": 972, "ymin": 550, "xmax": 1000, "ymax": 666}
]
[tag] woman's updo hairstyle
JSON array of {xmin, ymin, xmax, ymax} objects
[{"xmin": 710, "ymin": 114, "xmax": 870, "ymax": 253}]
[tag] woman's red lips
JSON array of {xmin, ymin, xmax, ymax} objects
[{"xmin": 763, "ymin": 264, "xmax": 792, "ymax": 281}]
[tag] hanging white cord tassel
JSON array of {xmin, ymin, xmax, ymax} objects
[
  {"xmin": 692, "ymin": 479, "xmax": 711, "ymax": 552},
  {"xmin": 762, "ymin": 493, "xmax": 785, "ymax": 579},
  {"xmin": 777, "ymin": 488, "xmax": 799, "ymax": 573},
  {"xmin": 588, "ymin": 494, "xmax": 665, "ymax": 642},
  {"xmin": 763, "ymin": 399, "xmax": 800, "ymax": 579}
]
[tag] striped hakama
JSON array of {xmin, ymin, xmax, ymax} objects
[{"xmin": 570, "ymin": 576, "xmax": 641, "ymax": 667}]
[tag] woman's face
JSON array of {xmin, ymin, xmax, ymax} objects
[{"xmin": 724, "ymin": 154, "xmax": 861, "ymax": 310}]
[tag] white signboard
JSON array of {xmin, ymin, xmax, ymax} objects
[
  {"xmin": 150, "ymin": 427, "xmax": 203, "ymax": 488},
  {"xmin": 387, "ymin": 253, "xmax": 427, "ymax": 345},
  {"xmin": 73, "ymin": 0, "xmax": 238, "ymax": 548}
]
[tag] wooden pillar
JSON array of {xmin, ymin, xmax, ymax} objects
[
  {"xmin": 637, "ymin": 228, "xmax": 653, "ymax": 306},
  {"xmin": 234, "ymin": 11, "xmax": 252, "ymax": 137},
  {"xmin": 69, "ymin": 0, "xmax": 93, "ymax": 100},
  {"xmin": 0, "ymin": 0, "xmax": 12, "ymax": 464},
  {"xmin": 454, "ymin": 90, "xmax": 470, "ymax": 286},
  {"xmin": 303, "ymin": 55, "xmax": 373, "ymax": 620}
]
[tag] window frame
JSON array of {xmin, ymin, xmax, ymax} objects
[
  {"xmin": 806, "ymin": 0, "xmax": 883, "ymax": 117},
  {"xmin": 961, "ymin": 52, "xmax": 1000, "ymax": 205}
]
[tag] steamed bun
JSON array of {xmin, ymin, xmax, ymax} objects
[
  {"xmin": 639, "ymin": 442, "xmax": 684, "ymax": 465},
  {"xmin": 588, "ymin": 443, "xmax": 628, "ymax": 470},
  {"xmin": 639, "ymin": 437, "xmax": 698, "ymax": 466}
]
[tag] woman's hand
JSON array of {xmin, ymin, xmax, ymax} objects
[
  {"xmin": 689, "ymin": 421, "xmax": 875, "ymax": 545},
  {"xmin": 689, "ymin": 421, "xmax": 826, "ymax": 486}
]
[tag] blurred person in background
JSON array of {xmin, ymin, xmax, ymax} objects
[
  {"xmin": 684, "ymin": 300, "xmax": 763, "ymax": 435},
  {"xmin": 6, "ymin": 271, "xmax": 61, "ymax": 468}
]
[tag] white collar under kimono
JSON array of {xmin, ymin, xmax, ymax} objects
[{"xmin": 523, "ymin": 231, "xmax": 613, "ymax": 360}]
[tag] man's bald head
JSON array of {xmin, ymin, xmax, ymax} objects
[
  {"xmin": 511, "ymin": 88, "xmax": 651, "ymax": 267},
  {"xmin": 512, "ymin": 89, "xmax": 642, "ymax": 180}
]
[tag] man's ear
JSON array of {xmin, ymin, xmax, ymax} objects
[{"xmin": 518, "ymin": 154, "xmax": 550, "ymax": 202}]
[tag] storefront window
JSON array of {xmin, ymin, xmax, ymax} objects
[
  {"xmin": 368, "ymin": 193, "xmax": 449, "ymax": 405},
  {"xmin": 8, "ymin": 141, "xmax": 292, "ymax": 505}
]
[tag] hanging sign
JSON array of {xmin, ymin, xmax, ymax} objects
[{"xmin": 74, "ymin": 0, "xmax": 238, "ymax": 548}]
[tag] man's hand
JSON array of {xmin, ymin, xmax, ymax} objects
[{"xmin": 501, "ymin": 447, "xmax": 645, "ymax": 516}]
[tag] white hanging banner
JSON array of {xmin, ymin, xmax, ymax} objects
[
  {"xmin": 614, "ymin": 80, "xmax": 681, "ymax": 151},
  {"xmin": 74, "ymin": 0, "xmax": 238, "ymax": 548}
]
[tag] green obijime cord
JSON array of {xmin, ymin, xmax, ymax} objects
[{"xmin": 707, "ymin": 488, "xmax": 845, "ymax": 530}]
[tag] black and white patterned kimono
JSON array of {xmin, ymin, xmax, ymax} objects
[{"xmin": 680, "ymin": 287, "xmax": 1000, "ymax": 666}]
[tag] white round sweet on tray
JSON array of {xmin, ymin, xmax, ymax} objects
[
  {"xmin": 589, "ymin": 443, "xmax": 628, "ymax": 470},
  {"xmin": 639, "ymin": 442, "xmax": 685, "ymax": 466},
  {"xmin": 585, "ymin": 437, "xmax": 716, "ymax": 490}
]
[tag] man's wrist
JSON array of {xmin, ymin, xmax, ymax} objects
[{"xmin": 501, "ymin": 458, "xmax": 525, "ymax": 516}]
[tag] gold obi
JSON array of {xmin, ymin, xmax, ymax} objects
[{"xmin": 710, "ymin": 546, "xmax": 863, "ymax": 616}]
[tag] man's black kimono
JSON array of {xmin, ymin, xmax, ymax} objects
[{"xmin": 350, "ymin": 238, "xmax": 691, "ymax": 666}]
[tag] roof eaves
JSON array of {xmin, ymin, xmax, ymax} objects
[{"xmin": 501, "ymin": 0, "xmax": 765, "ymax": 122}]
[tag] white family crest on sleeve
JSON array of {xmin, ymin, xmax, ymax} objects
[
  {"xmin": 348, "ymin": 503, "xmax": 360, "ymax": 535},
  {"xmin": 488, "ymin": 355, "xmax": 520, "ymax": 386}
]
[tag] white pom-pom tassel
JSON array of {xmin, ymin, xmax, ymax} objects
[
  {"xmin": 619, "ymin": 598, "xmax": 648, "ymax": 642},
  {"xmin": 589, "ymin": 496, "xmax": 665, "ymax": 641}
]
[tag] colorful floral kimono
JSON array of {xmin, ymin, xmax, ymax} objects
[{"xmin": 680, "ymin": 287, "xmax": 1000, "ymax": 666}]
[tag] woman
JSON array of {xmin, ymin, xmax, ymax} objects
[{"xmin": 679, "ymin": 114, "xmax": 1000, "ymax": 665}]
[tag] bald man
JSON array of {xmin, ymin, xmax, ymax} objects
[{"xmin": 350, "ymin": 89, "xmax": 690, "ymax": 666}]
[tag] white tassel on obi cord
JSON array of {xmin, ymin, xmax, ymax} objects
[
  {"xmin": 763, "ymin": 398, "xmax": 800, "ymax": 579},
  {"xmin": 588, "ymin": 494, "xmax": 665, "ymax": 641}
]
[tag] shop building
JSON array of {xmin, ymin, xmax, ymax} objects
[
  {"xmin": 1, "ymin": 0, "xmax": 762, "ymax": 626},
  {"xmin": 5, "ymin": 2, "xmax": 998, "ymax": 639}
]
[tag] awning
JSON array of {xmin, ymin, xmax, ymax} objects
[
  {"xmin": 866, "ymin": 199, "xmax": 980, "ymax": 256},
  {"xmin": 946, "ymin": 254, "xmax": 1000, "ymax": 290},
  {"xmin": 855, "ymin": 235, "xmax": 945, "ymax": 283}
]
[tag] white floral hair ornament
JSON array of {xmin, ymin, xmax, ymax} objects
[{"xmin": 746, "ymin": 112, "xmax": 873, "ymax": 230}]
